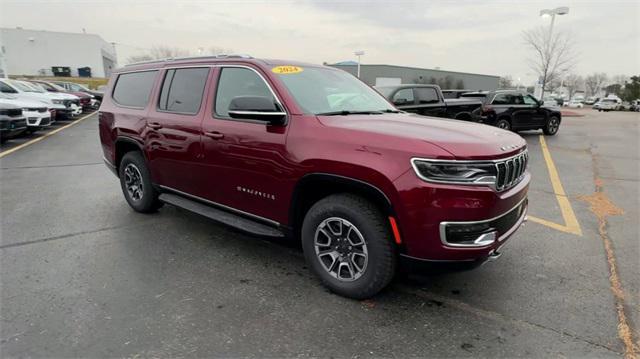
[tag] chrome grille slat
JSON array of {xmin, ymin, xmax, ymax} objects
[{"xmin": 495, "ymin": 150, "xmax": 528, "ymax": 191}]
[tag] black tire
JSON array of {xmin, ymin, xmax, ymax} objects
[
  {"xmin": 543, "ymin": 116, "xmax": 560, "ymax": 136},
  {"xmin": 301, "ymin": 193, "xmax": 396, "ymax": 299},
  {"xmin": 119, "ymin": 151, "xmax": 163, "ymax": 213},
  {"xmin": 496, "ymin": 118, "xmax": 511, "ymax": 131}
]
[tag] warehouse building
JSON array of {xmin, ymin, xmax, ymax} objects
[
  {"xmin": 330, "ymin": 62, "xmax": 499, "ymax": 91},
  {"xmin": 0, "ymin": 28, "xmax": 117, "ymax": 78}
]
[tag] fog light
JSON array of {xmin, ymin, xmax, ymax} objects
[{"xmin": 442, "ymin": 222, "xmax": 497, "ymax": 247}]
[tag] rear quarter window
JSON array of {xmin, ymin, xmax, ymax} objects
[{"xmin": 112, "ymin": 71, "xmax": 158, "ymax": 108}]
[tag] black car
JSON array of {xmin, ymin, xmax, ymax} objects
[
  {"xmin": 0, "ymin": 104, "xmax": 28, "ymax": 143},
  {"xmin": 472, "ymin": 90, "xmax": 562, "ymax": 135},
  {"xmin": 52, "ymin": 81, "xmax": 104, "ymax": 101},
  {"xmin": 376, "ymin": 84, "xmax": 482, "ymax": 122}
]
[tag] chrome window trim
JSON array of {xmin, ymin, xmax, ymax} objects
[
  {"xmin": 112, "ymin": 64, "xmax": 287, "ymax": 117},
  {"xmin": 439, "ymin": 196, "xmax": 528, "ymax": 248},
  {"xmin": 158, "ymin": 185, "xmax": 280, "ymax": 227}
]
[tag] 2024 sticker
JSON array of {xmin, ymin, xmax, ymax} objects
[{"xmin": 272, "ymin": 66, "xmax": 303, "ymax": 74}]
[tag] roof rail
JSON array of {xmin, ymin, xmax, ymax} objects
[{"xmin": 124, "ymin": 54, "xmax": 253, "ymax": 67}]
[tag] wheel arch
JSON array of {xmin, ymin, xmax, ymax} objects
[
  {"xmin": 114, "ymin": 136, "xmax": 146, "ymax": 173},
  {"xmin": 289, "ymin": 173, "xmax": 396, "ymax": 239}
]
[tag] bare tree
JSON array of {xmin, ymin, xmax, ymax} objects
[
  {"xmin": 125, "ymin": 45, "xmax": 192, "ymax": 64},
  {"xmin": 585, "ymin": 72, "xmax": 607, "ymax": 97},
  {"xmin": 611, "ymin": 74, "xmax": 629, "ymax": 87},
  {"xmin": 523, "ymin": 26, "xmax": 575, "ymax": 98},
  {"xmin": 564, "ymin": 74, "xmax": 584, "ymax": 100},
  {"xmin": 126, "ymin": 54, "xmax": 153, "ymax": 64},
  {"xmin": 207, "ymin": 46, "xmax": 234, "ymax": 56},
  {"xmin": 455, "ymin": 79, "xmax": 465, "ymax": 89},
  {"xmin": 499, "ymin": 76, "xmax": 513, "ymax": 89}
]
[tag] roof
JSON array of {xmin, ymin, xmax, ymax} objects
[
  {"xmin": 331, "ymin": 63, "xmax": 500, "ymax": 79},
  {"xmin": 118, "ymin": 56, "xmax": 326, "ymax": 73}
]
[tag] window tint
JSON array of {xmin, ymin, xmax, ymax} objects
[
  {"xmin": 415, "ymin": 87, "xmax": 440, "ymax": 104},
  {"xmin": 392, "ymin": 88, "xmax": 414, "ymax": 105},
  {"xmin": 112, "ymin": 71, "xmax": 158, "ymax": 108},
  {"xmin": 158, "ymin": 68, "xmax": 210, "ymax": 114},
  {"xmin": 215, "ymin": 68, "xmax": 275, "ymax": 118}
]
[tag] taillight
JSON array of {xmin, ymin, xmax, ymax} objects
[{"xmin": 482, "ymin": 105, "xmax": 493, "ymax": 114}]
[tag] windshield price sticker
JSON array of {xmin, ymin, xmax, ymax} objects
[{"xmin": 272, "ymin": 66, "xmax": 303, "ymax": 74}]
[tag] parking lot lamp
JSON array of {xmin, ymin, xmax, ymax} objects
[
  {"xmin": 539, "ymin": 6, "xmax": 569, "ymax": 40},
  {"xmin": 354, "ymin": 50, "xmax": 365, "ymax": 78}
]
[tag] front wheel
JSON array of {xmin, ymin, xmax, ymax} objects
[
  {"xmin": 119, "ymin": 151, "xmax": 163, "ymax": 213},
  {"xmin": 301, "ymin": 194, "xmax": 396, "ymax": 299},
  {"xmin": 543, "ymin": 116, "xmax": 560, "ymax": 135}
]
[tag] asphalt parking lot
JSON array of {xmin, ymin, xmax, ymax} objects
[{"xmin": 1, "ymin": 109, "xmax": 638, "ymax": 357}]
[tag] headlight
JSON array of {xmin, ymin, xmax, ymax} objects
[
  {"xmin": 52, "ymin": 99, "xmax": 64, "ymax": 104},
  {"xmin": 411, "ymin": 159, "xmax": 497, "ymax": 187}
]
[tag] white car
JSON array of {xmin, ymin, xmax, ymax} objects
[
  {"xmin": 0, "ymin": 93, "xmax": 53, "ymax": 132},
  {"xmin": 542, "ymin": 97, "xmax": 559, "ymax": 107},
  {"xmin": 21, "ymin": 81, "xmax": 83, "ymax": 117},
  {"xmin": 0, "ymin": 79, "xmax": 69, "ymax": 118},
  {"xmin": 566, "ymin": 99, "xmax": 584, "ymax": 108},
  {"xmin": 597, "ymin": 99, "xmax": 619, "ymax": 112}
]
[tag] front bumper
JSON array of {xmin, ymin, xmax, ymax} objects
[
  {"xmin": 393, "ymin": 168, "xmax": 530, "ymax": 262},
  {"xmin": 23, "ymin": 111, "xmax": 52, "ymax": 128}
]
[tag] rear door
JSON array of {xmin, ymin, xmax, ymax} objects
[
  {"xmin": 144, "ymin": 67, "xmax": 212, "ymax": 197},
  {"xmin": 414, "ymin": 87, "xmax": 447, "ymax": 118},
  {"xmin": 523, "ymin": 94, "xmax": 547, "ymax": 127}
]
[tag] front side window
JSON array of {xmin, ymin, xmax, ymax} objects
[
  {"xmin": 215, "ymin": 67, "xmax": 275, "ymax": 118},
  {"xmin": 112, "ymin": 71, "xmax": 158, "ymax": 108},
  {"xmin": 275, "ymin": 67, "xmax": 395, "ymax": 115},
  {"xmin": 415, "ymin": 87, "xmax": 439, "ymax": 104},
  {"xmin": 523, "ymin": 95, "xmax": 538, "ymax": 105},
  {"xmin": 392, "ymin": 88, "xmax": 414, "ymax": 105},
  {"xmin": 158, "ymin": 67, "xmax": 210, "ymax": 114}
]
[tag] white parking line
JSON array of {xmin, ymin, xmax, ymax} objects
[{"xmin": 0, "ymin": 112, "xmax": 96, "ymax": 159}]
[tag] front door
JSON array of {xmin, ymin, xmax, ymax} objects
[{"xmin": 199, "ymin": 66, "xmax": 290, "ymax": 223}]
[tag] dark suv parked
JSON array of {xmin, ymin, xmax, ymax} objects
[
  {"xmin": 99, "ymin": 56, "xmax": 529, "ymax": 298},
  {"xmin": 472, "ymin": 90, "xmax": 562, "ymax": 135}
]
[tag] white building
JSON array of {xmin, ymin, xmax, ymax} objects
[{"xmin": 0, "ymin": 28, "xmax": 117, "ymax": 78}]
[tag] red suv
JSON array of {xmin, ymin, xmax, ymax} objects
[{"xmin": 99, "ymin": 56, "xmax": 529, "ymax": 299}]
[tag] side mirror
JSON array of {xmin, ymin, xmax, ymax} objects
[
  {"xmin": 228, "ymin": 96, "xmax": 286, "ymax": 125},
  {"xmin": 393, "ymin": 98, "xmax": 407, "ymax": 105}
]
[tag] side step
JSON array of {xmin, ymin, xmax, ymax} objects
[{"xmin": 159, "ymin": 193, "xmax": 285, "ymax": 237}]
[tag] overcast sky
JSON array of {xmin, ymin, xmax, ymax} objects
[{"xmin": 1, "ymin": 0, "xmax": 638, "ymax": 84}]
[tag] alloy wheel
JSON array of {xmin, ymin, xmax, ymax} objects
[
  {"xmin": 548, "ymin": 118, "xmax": 559, "ymax": 134},
  {"xmin": 314, "ymin": 217, "xmax": 368, "ymax": 282},
  {"xmin": 124, "ymin": 163, "xmax": 144, "ymax": 201}
]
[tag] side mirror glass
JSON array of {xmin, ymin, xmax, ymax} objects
[{"xmin": 228, "ymin": 96, "xmax": 286, "ymax": 125}]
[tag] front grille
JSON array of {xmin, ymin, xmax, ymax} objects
[
  {"xmin": 492, "ymin": 198, "xmax": 527, "ymax": 236},
  {"xmin": 1, "ymin": 108, "xmax": 23, "ymax": 117},
  {"xmin": 495, "ymin": 150, "xmax": 528, "ymax": 191}
]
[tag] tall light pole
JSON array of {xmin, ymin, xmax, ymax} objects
[
  {"xmin": 538, "ymin": 6, "xmax": 569, "ymax": 99},
  {"xmin": 354, "ymin": 50, "xmax": 365, "ymax": 78}
]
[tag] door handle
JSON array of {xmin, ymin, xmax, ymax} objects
[
  {"xmin": 204, "ymin": 131, "xmax": 224, "ymax": 139},
  {"xmin": 148, "ymin": 122, "xmax": 163, "ymax": 130}
]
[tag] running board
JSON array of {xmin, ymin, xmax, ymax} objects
[{"xmin": 158, "ymin": 193, "xmax": 285, "ymax": 237}]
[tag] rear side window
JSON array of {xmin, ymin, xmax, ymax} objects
[
  {"xmin": 415, "ymin": 87, "xmax": 440, "ymax": 104},
  {"xmin": 112, "ymin": 71, "xmax": 158, "ymax": 108},
  {"xmin": 215, "ymin": 67, "xmax": 275, "ymax": 118},
  {"xmin": 492, "ymin": 93, "xmax": 516, "ymax": 105},
  {"xmin": 158, "ymin": 68, "xmax": 210, "ymax": 114}
]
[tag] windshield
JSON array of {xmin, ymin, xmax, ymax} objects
[
  {"xmin": 274, "ymin": 66, "xmax": 395, "ymax": 115},
  {"xmin": 9, "ymin": 80, "xmax": 37, "ymax": 92},
  {"xmin": 25, "ymin": 82, "xmax": 47, "ymax": 92},
  {"xmin": 50, "ymin": 83, "xmax": 67, "ymax": 91}
]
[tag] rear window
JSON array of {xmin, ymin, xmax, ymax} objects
[
  {"xmin": 112, "ymin": 71, "xmax": 158, "ymax": 108},
  {"xmin": 415, "ymin": 87, "xmax": 439, "ymax": 104},
  {"xmin": 158, "ymin": 68, "xmax": 210, "ymax": 114}
]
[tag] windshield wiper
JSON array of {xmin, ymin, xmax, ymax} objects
[
  {"xmin": 316, "ymin": 110, "xmax": 385, "ymax": 116},
  {"xmin": 378, "ymin": 109, "xmax": 402, "ymax": 113}
]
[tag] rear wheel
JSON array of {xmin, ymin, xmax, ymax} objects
[
  {"xmin": 543, "ymin": 116, "xmax": 560, "ymax": 135},
  {"xmin": 301, "ymin": 194, "xmax": 396, "ymax": 299},
  {"xmin": 119, "ymin": 151, "xmax": 163, "ymax": 213},
  {"xmin": 496, "ymin": 118, "xmax": 511, "ymax": 131}
]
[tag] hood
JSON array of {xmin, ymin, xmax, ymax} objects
[
  {"xmin": 0, "ymin": 98, "xmax": 48, "ymax": 109},
  {"xmin": 316, "ymin": 113, "xmax": 526, "ymax": 160},
  {"xmin": 43, "ymin": 92, "xmax": 78, "ymax": 100}
]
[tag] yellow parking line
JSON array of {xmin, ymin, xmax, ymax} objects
[
  {"xmin": 0, "ymin": 112, "xmax": 96, "ymax": 159},
  {"xmin": 528, "ymin": 135, "xmax": 582, "ymax": 236}
]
